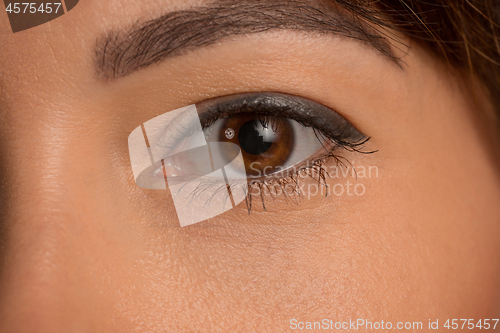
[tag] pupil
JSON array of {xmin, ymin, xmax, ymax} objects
[{"xmin": 238, "ymin": 120, "xmax": 276, "ymax": 155}]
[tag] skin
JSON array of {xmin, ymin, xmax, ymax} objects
[{"xmin": 1, "ymin": 0, "xmax": 500, "ymax": 331}]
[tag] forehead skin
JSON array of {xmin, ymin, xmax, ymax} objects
[{"xmin": 0, "ymin": 0, "xmax": 500, "ymax": 331}]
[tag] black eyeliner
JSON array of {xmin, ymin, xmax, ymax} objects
[{"xmin": 196, "ymin": 92, "xmax": 368, "ymax": 150}]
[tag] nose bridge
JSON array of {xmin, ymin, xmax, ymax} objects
[
  {"xmin": 6, "ymin": 111, "xmax": 82, "ymax": 216},
  {"xmin": 0, "ymin": 114, "xmax": 106, "ymax": 330}
]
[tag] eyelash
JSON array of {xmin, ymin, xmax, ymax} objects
[{"xmin": 196, "ymin": 92, "xmax": 373, "ymax": 212}]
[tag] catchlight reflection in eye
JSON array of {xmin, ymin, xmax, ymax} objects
[{"xmin": 128, "ymin": 93, "xmax": 369, "ymax": 227}]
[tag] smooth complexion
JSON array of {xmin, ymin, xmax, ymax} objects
[{"xmin": 0, "ymin": 0, "xmax": 499, "ymax": 331}]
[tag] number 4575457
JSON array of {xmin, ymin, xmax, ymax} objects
[
  {"xmin": 6, "ymin": 3, "xmax": 61, "ymax": 14},
  {"xmin": 444, "ymin": 319, "xmax": 499, "ymax": 330}
]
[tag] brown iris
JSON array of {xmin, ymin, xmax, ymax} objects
[{"xmin": 218, "ymin": 113, "xmax": 294, "ymax": 177}]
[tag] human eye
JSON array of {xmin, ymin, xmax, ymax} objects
[
  {"xmin": 128, "ymin": 92, "xmax": 371, "ymax": 226},
  {"xmin": 197, "ymin": 92, "xmax": 368, "ymax": 181}
]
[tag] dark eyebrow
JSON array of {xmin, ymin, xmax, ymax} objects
[{"xmin": 95, "ymin": 0, "xmax": 397, "ymax": 80}]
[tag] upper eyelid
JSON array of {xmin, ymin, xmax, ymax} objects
[{"xmin": 196, "ymin": 92, "xmax": 366, "ymax": 143}]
